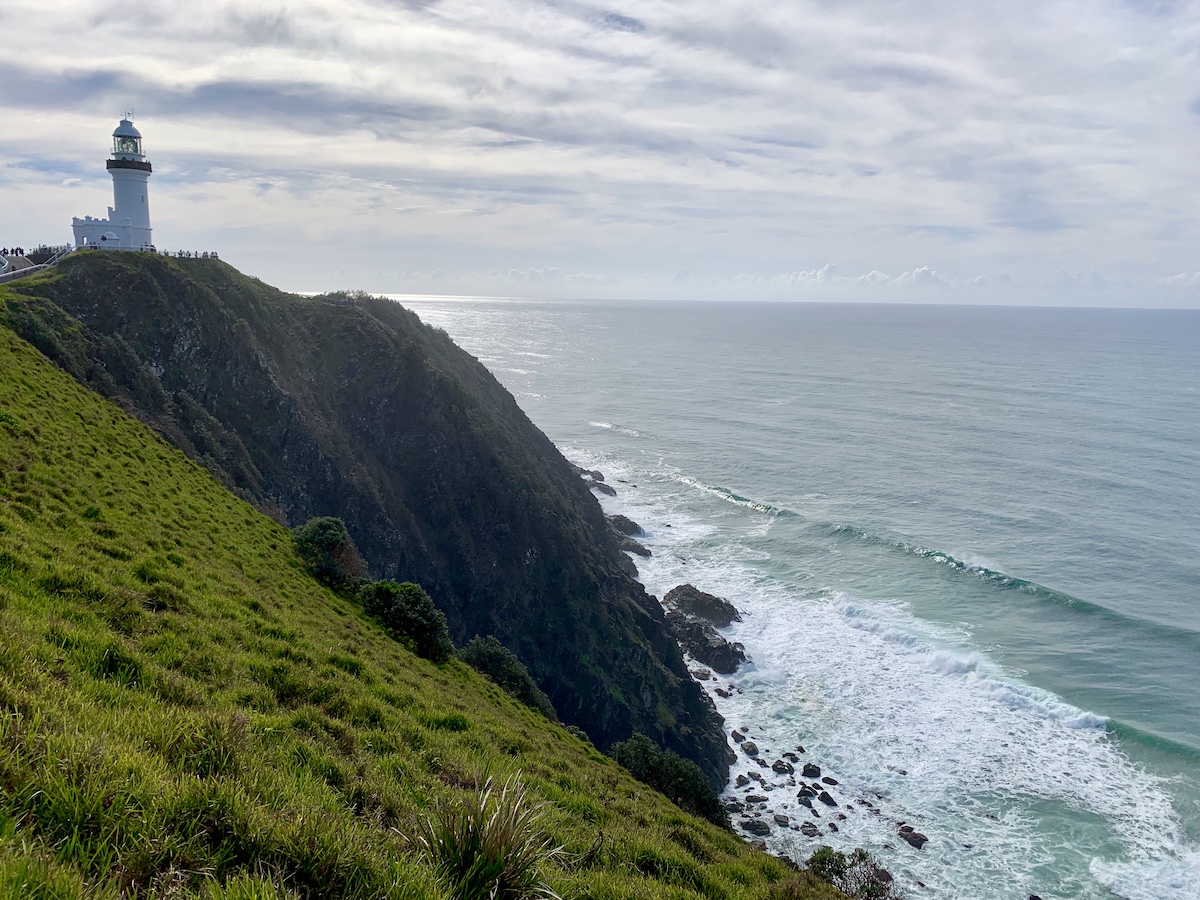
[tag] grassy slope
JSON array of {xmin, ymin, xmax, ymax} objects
[{"xmin": 0, "ymin": 315, "xmax": 840, "ymax": 899}]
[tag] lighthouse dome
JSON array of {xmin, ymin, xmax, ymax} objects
[{"xmin": 113, "ymin": 118, "xmax": 142, "ymax": 139}]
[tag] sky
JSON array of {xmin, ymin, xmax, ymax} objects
[{"xmin": 1, "ymin": 0, "xmax": 1199, "ymax": 304}]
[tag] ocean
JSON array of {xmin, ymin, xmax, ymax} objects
[{"xmin": 398, "ymin": 297, "xmax": 1200, "ymax": 900}]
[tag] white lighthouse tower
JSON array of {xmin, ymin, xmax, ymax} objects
[{"xmin": 72, "ymin": 117, "xmax": 153, "ymax": 251}]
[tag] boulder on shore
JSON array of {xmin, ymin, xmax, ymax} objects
[
  {"xmin": 570, "ymin": 464, "xmax": 606, "ymax": 482},
  {"xmin": 740, "ymin": 818, "xmax": 772, "ymax": 836},
  {"xmin": 664, "ymin": 584, "xmax": 742, "ymax": 628},
  {"xmin": 901, "ymin": 829, "xmax": 929, "ymax": 850},
  {"xmin": 666, "ymin": 609, "xmax": 746, "ymax": 674}
]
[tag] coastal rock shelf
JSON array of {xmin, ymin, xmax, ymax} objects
[
  {"xmin": 663, "ymin": 582, "xmax": 748, "ymax": 675},
  {"xmin": 721, "ymin": 721, "xmax": 927, "ymax": 883}
]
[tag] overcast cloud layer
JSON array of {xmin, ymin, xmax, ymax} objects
[{"xmin": 2, "ymin": 0, "xmax": 1199, "ymax": 303}]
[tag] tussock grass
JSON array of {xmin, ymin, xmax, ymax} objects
[
  {"xmin": 413, "ymin": 776, "xmax": 562, "ymax": 900},
  {"xmin": 0, "ymin": 315, "xmax": 844, "ymax": 899}
]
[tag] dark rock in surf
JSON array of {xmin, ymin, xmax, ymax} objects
[
  {"xmin": 619, "ymin": 535, "xmax": 651, "ymax": 556},
  {"xmin": 800, "ymin": 822, "xmax": 821, "ymax": 838},
  {"xmin": 802, "ymin": 763, "xmax": 821, "ymax": 779},
  {"xmin": 664, "ymin": 584, "xmax": 742, "ymax": 628},
  {"xmin": 741, "ymin": 741, "xmax": 759, "ymax": 757},
  {"xmin": 745, "ymin": 794, "xmax": 768, "ymax": 804},
  {"xmin": 772, "ymin": 759, "xmax": 794, "ymax": 775},
  {"xmin": 591, "ymin": 481, "xmax": 617, "ymax": 497},
  {"xmin": 607, "ymin": 514, "xmax": 643, "ymax": 536},
  {"xmin": 773, "ymin": 813, "xmax": 790, "ymax": 826},
  {"xmin": 901, "ymin": 830, "xmax": 929, "ymax": 850},
  {"xmin": 735, "ymin": 774, "xmax": 750, "ymax": 787},
  {"xmin": 818, "ymin": 791, "xmax": 837, "ymax": 807},
  {"xmin": 666, "ymin": 609, "xmax": 746, "ymax": 674},
  {"xmin": 740, "ymin": 818, "xmax": 771, "ymax": 836},
  {"xmin": 821, "ymin": 776, "xmax": 838, "ymax": 786},
  {"xmin": 731, "ymin": 730, "xmax": 746, "ymax": 744}
]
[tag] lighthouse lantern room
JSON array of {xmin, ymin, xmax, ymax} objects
[{"xmin": 72, "ymin": 116, "xmax": 154, "ymax": 251}]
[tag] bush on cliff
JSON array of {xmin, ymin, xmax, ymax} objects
[
  {"xmin": 807, "ymin": 846, "xmax": 901, "ymax": 899},
  {"xmin": 459, "ymin": 636, "xmax": 557, "ymax": 721},
  {"xmin": 361, "ymin": 580, "xmax": 455, "ymax": 663},
  {"xmin": 609, "ymin": 733, "xmax": 729, "ymax": 829},
  {"xmin": 292, "ymin": 516, "xmax": 368, "ymax": 588}
]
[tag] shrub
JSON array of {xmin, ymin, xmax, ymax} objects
[
  {"xmin": 458, "ymin": 636, "xmax": 557, "ymax": 721},
  {"xmin": 608, "ymin": 733, "xmax": 729, "ymax": 829},
  {"xmin": 360, "ymin": 580, "xmax": 454, "ymax": 663},
  {"xmin": 291, "ymin": 517, "xmax": 367, "ymax": 589},
  {"xmin": 806, "ymin": 846, "xmax": 900, "ymax": 899},
  {"xmin": 412, "ymin": 775, "xmax": 562, "ymax": 900}
]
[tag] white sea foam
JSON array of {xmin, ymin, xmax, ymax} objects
[
  {"xmin": 948, "ymin": 549, "xmax": 1004, "ymax": 573},
  {"xmin": 586, "ymin": 420, "xmax": 656, "ymax": 439},
  {"xmin": 1092, "ymin": 849, "xmax": 1200, "ymax": 900},
  {"xmin": 580, "ymin": 466, "xmax": 1196, "ymax": 900}
]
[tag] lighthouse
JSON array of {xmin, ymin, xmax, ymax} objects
[{"xmin": 72, "ymin": 117, "xmax": 153, "ymax": 251}]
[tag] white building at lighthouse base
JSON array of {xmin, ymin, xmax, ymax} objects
[{"xmin": 72, "ymin": 211, "xmax": 150, "ymax": 250}]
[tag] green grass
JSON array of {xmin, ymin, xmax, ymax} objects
[{"xmin": 0, "ymin": 313, "xmax": 845, "ymax": 900}]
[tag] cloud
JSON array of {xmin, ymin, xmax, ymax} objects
[
  {"xmin": 891, "ymin": 266, "xmax": 950, "ymax": 287},
  {"xmin": 0, "ymin": 0, "xmax": 1198, "ymax": 303}
]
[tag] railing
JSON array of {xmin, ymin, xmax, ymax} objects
[{"xmin": 0, "ymin": 244, "xmax": 74, "ymax": 285}]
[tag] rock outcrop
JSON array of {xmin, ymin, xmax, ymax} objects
[
  {"xmin": 665, "ymin": 609, "xmax": 747, "ymax": 674},
  {"xmin": 664, "ymin": 583, "xmax": 742, "ymax": 628},
  {"xmin": 607, "ymin": 514, "xmax": 643, "ymax": 536}
]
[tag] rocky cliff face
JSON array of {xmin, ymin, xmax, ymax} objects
[{"xmin": 4, "ymin": 253, "xmax": 730, "ymax": 784}]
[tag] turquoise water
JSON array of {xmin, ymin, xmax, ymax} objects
[{"xmin": 400, "ymin": 298, "xmax": 1200, "ymax": 899}]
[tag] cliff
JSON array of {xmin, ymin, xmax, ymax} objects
[{"xmin": 2, "ymin": 252, "xmax": 730, "ymax": 784}]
